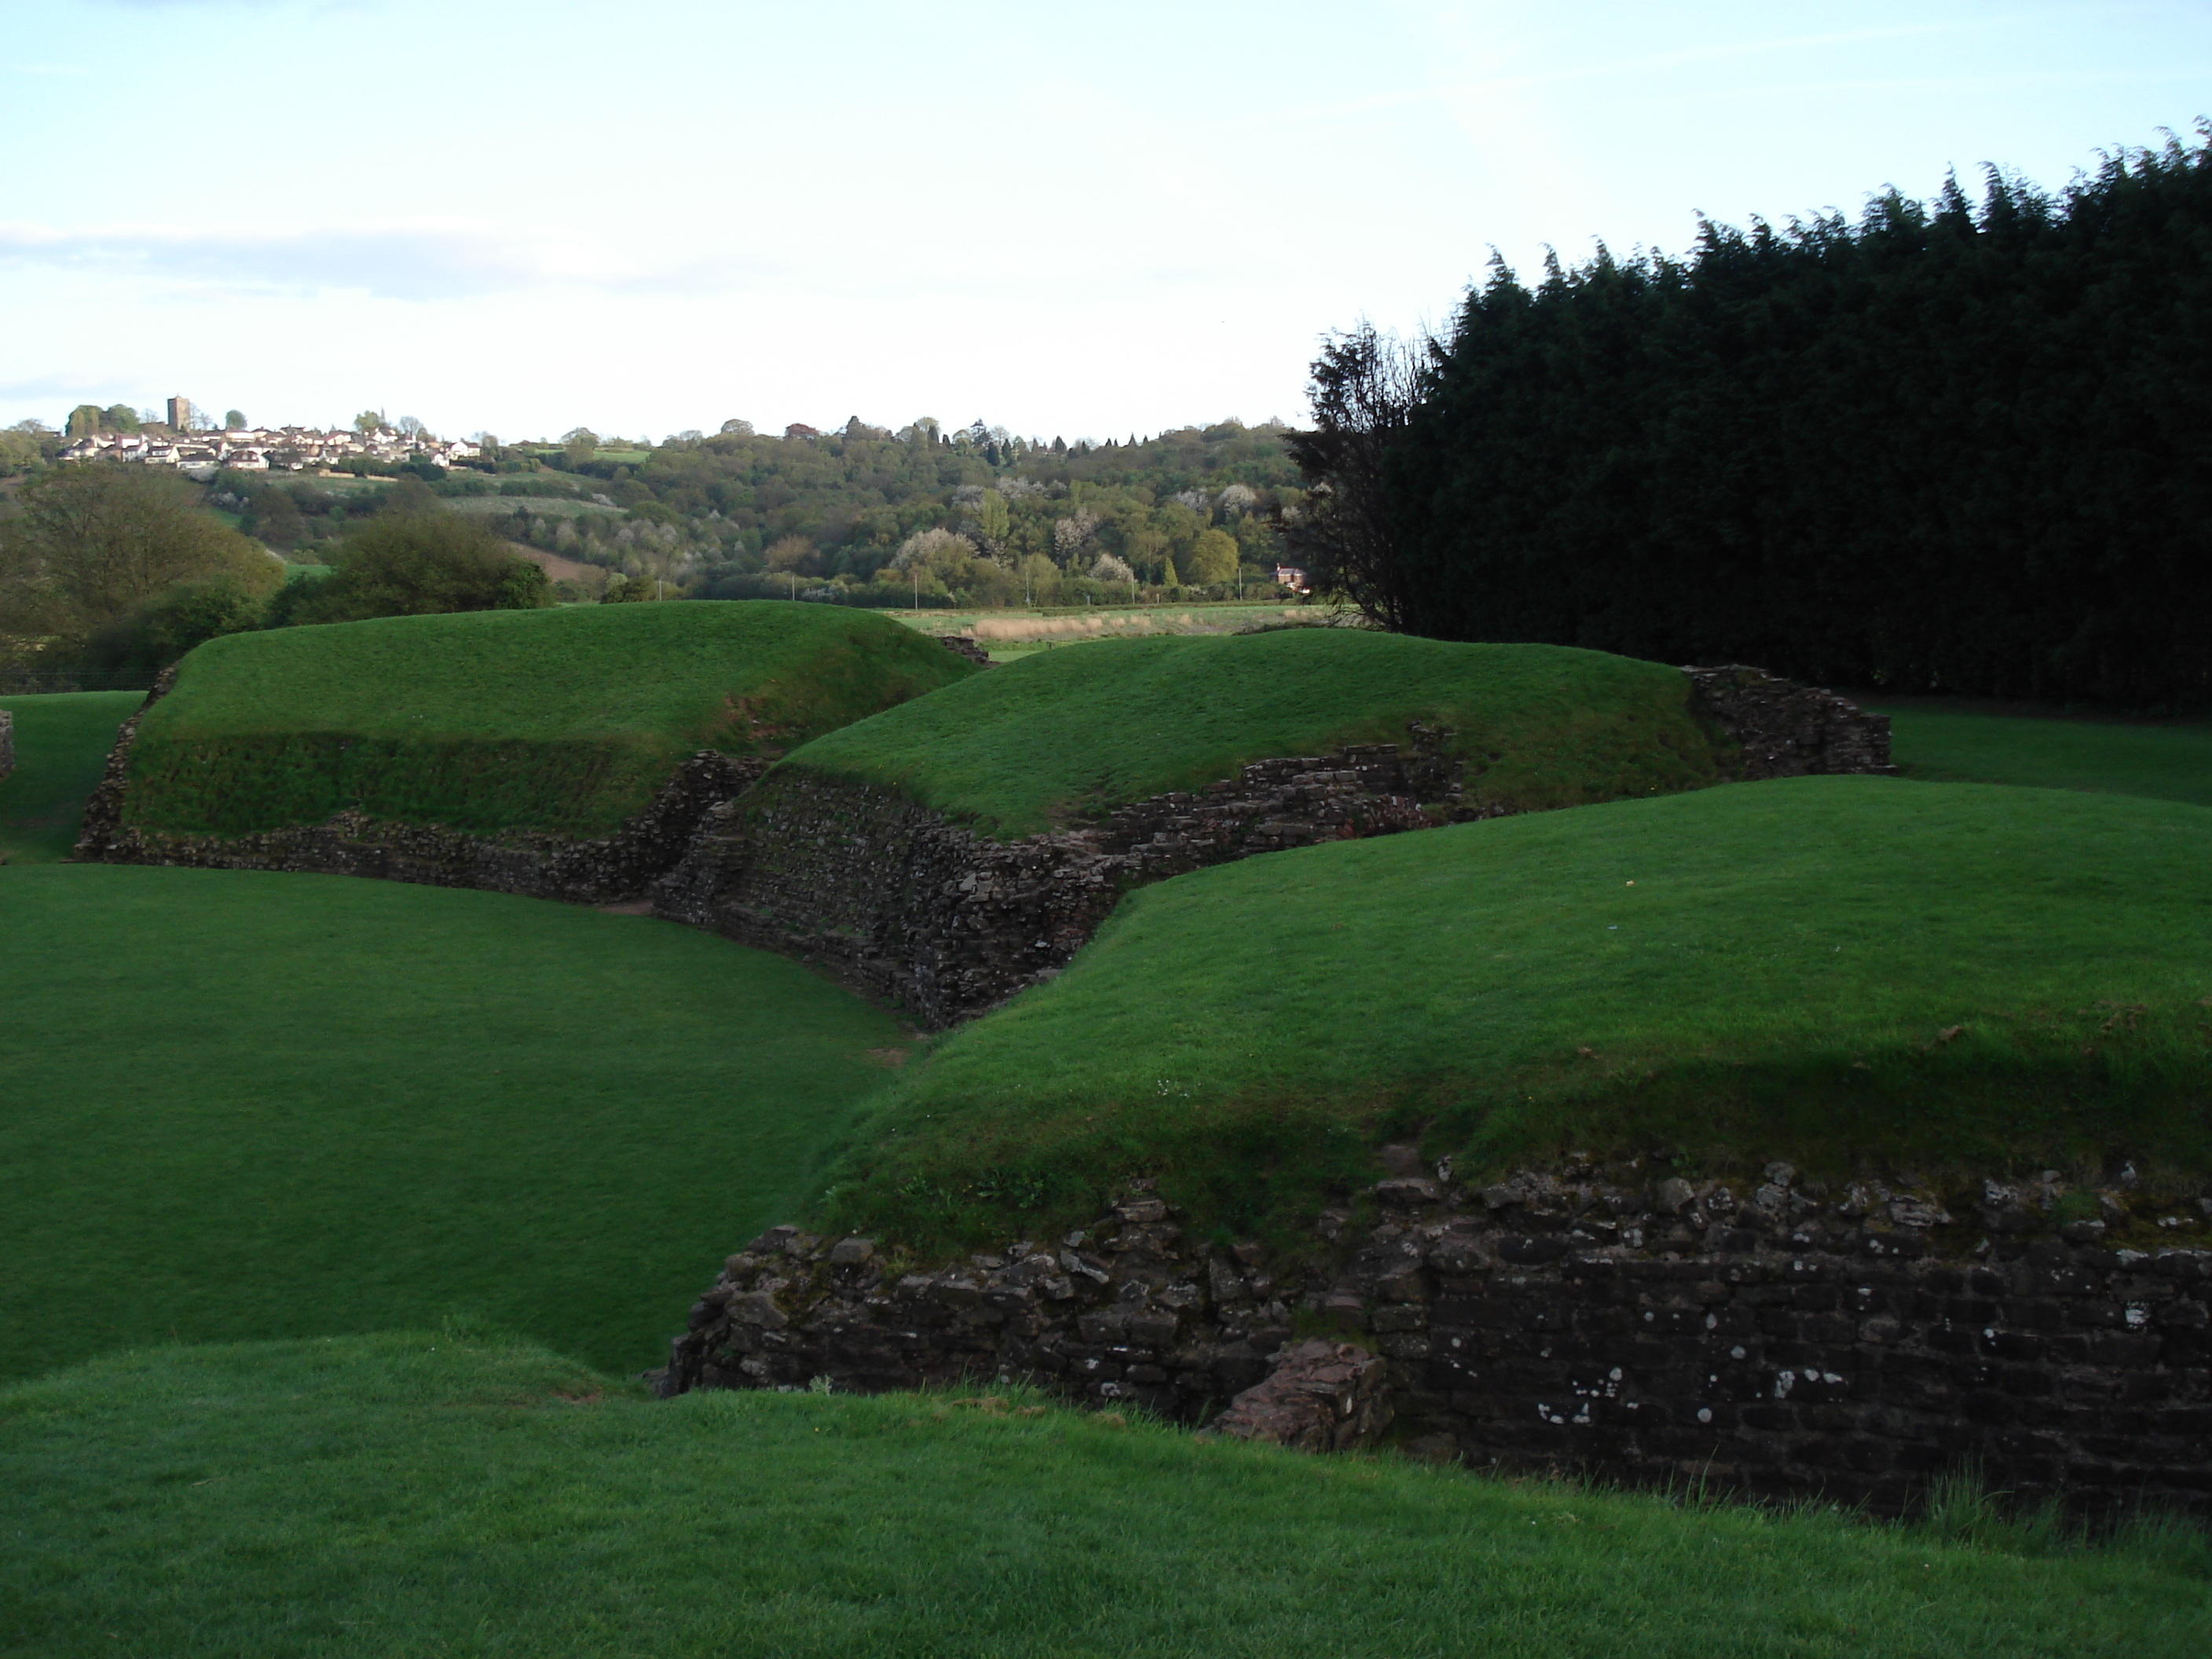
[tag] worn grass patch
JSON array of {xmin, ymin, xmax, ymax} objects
[
  {"xmin": 0, "ymin": 690, "xmax": 141, "ymax": 862},
  {"xmin": 1877, "ymin": 701, "xmax": 2212, "ymax": 808},
  {"xmin": 775, "ymin": 630, "xmax": 1724, "ymax": 837},
  {"xmin": 0, "ymin": 864, "xmax": 910, "ymax": 1382},
  {"xmin": 1, "ymin": 1332, "xmax": 2199, "ymax": 1658},
  {"xmin": 122, "ymin": 600, "xmax": 973, "ymax": 838},
  {"xmin": 819, "ymin": 777, "xmax": 2212, "ymax": 1245}
]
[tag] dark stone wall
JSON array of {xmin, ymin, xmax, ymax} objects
[
  {"xmin": 75, "ymin": 673, "xmax": 767, "ymax": 905},
  {"xmin": 1685, "ymin": 665, "xmax": 1895, "ymax": 779},
  {"xmin": 657, "ymin": 1163, "xmax": 2212, "ymax": 1519}
]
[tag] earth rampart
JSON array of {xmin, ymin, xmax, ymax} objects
[
  {"xmin": 75, "ymin": 672, "xmax": 765, "ymax": 904},
  {"xmin": 653, "ymin": 666, "xmax": 1892, "ymax": 1027}
]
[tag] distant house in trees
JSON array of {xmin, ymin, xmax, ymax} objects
[{"xmin": 1273, "ymin": 564, "xmax": 1309, "ymax": 593}]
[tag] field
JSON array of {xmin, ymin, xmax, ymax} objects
[
  {"xmin": 822, "ymin": 775, "xmax": 2212, "ymax": 1244},
  {"xmin": 776, "ymin": 629, "xmax": 1724, "ymax": 837},
  {"xmin": 0, "ymin": 690, "xmax": 139, "ymax": 862},
  {"xmin": 1877, "ymin": 701, "xmax": 2212, "ymax": 807},
  {"xmin": 119, "ymin": 600, "xmax": 973, "ymax": 838},
  {"xmin": 445, "ymin": 493, "xmax": 627, "ymax": 520},
  {"xmin": 2, "ymin": 1331, "xmax": 2202, "ymax": 1659},
  {"xmin": 0, "ymin": 864, "xmax": 909, "ymax": 1382}
]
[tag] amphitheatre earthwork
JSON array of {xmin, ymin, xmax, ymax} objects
[{"xmin": 30, "ymin": 599, "xmax": 2212, "ymax": 1523}]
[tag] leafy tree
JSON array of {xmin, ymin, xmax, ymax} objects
[
  {"xmin": 302, "ymin": 514, "xmax": 550, "ymax": 622},
  {"xmin": 78, "ymin": 576, "xmax": 269, "ymax": 676},
  {"xmin": 0, "ymin": 467, "xmax": 280, "ymax": 649},
  {"xmin": 397, "ymin": 416, "xmax": 427, "ymax": 438},
  {"xmin": 103, "ymin": 405, "xmax": 141, "ymax": 434},
  {"xmin": 353, "ymin": 410, "xmax": 385, "ymax": 434},
  {"xmin": 1185, "ymin": 527, "xmax": 1239, "ymax": 585},
  {"xmin": 66, "ymin": 405, "xmax": 104, "ymax": 438},
  {"xmin": 976, "ymin": 489, "xmax": 1010, "ymax": 548},
  {"xmin": 224, "ymin": 409, "xmax": 247, "ymax": 430},
  {"xmin": 246, "ymin": 492, "xmax": 308, "ymax": 549}
]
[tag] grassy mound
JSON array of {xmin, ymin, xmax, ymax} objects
[
  {"xmin": 0, "ymin": 865, "xmax": 909, "ymax": 1382},
  {"xmin": 3, "ymin": 1335, "xmax": 2197, "ymax": 1657},
  {"xmin": 1879, "ymin": 701, "xmax": 2212, "ymax": 808},
  {"xmin": 820, "ymin": 777, "xmax": 2212, "ymax": 1244},
  {"xmin": 774, "ymin": 629, "xmax": 1725, "ymax": 837},
  {"xmin": 0, "ymin": 691, "xmax": 141, "ymax": 863},
  {"xmin": 122, "ymin": 601, "xmax": 975, "ymax": 839}
]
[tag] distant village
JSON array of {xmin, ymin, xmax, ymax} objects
[{"xmin": 59, "ymin": 396, "xmax": 481, "ymax": 477}]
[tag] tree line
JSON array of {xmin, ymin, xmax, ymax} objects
[{"xmin": 1295, "ymin": 126, "xmax": 2212, "ymax": 709}]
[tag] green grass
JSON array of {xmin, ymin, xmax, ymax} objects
[
  {"xmin": 776, "ymin": 630, "xmax": 1724, "ymax": 837},
  {"xmin": 0, "ymin": 864, "xmax": 910, "ymax": 1382},
  {"xmin": 1877, "ymin": 702, "xmax": 2212, "ymax": 807},
  {"xmin": 821, "ymin": 777, "xmax": 2212, "ymax": 1244},
  {"xmin": 122, "ymin": 600, "xmax": 974, "ymax": 838},
  {"xmin": 2, "ymin": 1333, "xmax": 2199, "ymax": 1658},
  {"xmin": 0, "ymin": 690, "xmax": 141, "ymax": 862}
]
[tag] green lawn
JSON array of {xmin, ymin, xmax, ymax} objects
[
  {"xmin": 822, "ymin": 776, "xmax": 2212, "ymax": 1245},
  {"xmin": 0, "ymin": 690, "xmax": 141, "ymax": 862},
  {"xmin": 1877, "ymin": 702, "xmax": 2212, "ymax": 807},
  {"xmin": 2, "ymin": 1332, "xmax": 2198, "ymax": 1659},
  {"xmin": 0, "ymin": 864, "xmax": 909, "ymax": 1382},
  {"xmin": 122, "ymin": 600, "xmax": 974, "ymax": 837},
  {"xmin": 776, "ymin": 630, "xmax": 1725, "ymax": 837}
]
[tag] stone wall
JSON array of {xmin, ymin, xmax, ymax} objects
[
  {"xmin": 655, "ymin": 1162, "xmax": 2212, "ymax": 1519},
  {"xmin": 0, "ymin": 708, "xmax": 13, "ymax": 784},
  {"xmin": 75, "ymin": 673, "xmax": 767, "ymax": 905},
  {"xmin": 1685, "ymin": 665, "xmax": 1895, "ymax": 778},
  {"xmin": 654, "ymin": 666, "xmax": 1891, "ymax": 1029}
]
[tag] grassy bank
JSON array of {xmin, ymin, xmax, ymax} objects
[
  {"xmin": 0, "ymin": 865, "xmax": 908, "ymax": 1381},
  {"xmin": 0, "ymin": 690, "xmax": 141, "ymax": 862},
  {"xmin": 1878, "ymin": 702, "xmax": 2212, "ymax": 808},
  {"xmin": 777, "ymin": 630, "xmax": 1723, "ymax": 837},
  {"xmin": 122, "ymin": 601, "xmax": 973, "ymax": 838},
  {"xmin": 2, "ymin": 1332, "xmax": 2199, "ymax": 1658},
  {"xmin": 821, "ymin": 776, "xmax": 2212, "ymax": 1244}
]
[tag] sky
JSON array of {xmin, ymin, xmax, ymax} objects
[{"xmin": 3, "ymin": 0, "xmax": 2207, "ymax": 442}]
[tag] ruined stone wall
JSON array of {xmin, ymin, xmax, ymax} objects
[
  {"xmin": 74, "ymin": 674, "xmax": 767, "ymax": 905},
  {"xmin": 657, "ymin": 1164, "xmax": 2212, "ymax": 1519},
  {"xmin": 1685, "ymin": 665, "xmax": 1895, "ymax": 779}
]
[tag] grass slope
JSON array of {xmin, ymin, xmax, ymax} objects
[
  {"xmin": 823, "ymin": 777, "xmax": 2212, "ymax": 1243},
  {"xmin": 123, "ymin": 600, "xmax": 974, "ymax": 838},
  {"xmin": 3, "ymin": 1334, "xmax": 2200, "ymax": 1658},
  {"xmin": 776, "ymin": 630, "xmax": 1723, "ymax": 837},
  {"xmin": 0, "ymin": 690, "xmax": 141, "ymax": 862},
  {"xmin": 0, "ymin": 865, "xmax": 908, "ymax": 1382},
  {"xmin": 1878, "ymin": 703, "xmax": 2212, "ymax": 808}
]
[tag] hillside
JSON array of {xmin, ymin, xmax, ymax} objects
[
  {"xmin": 117, "ymin": 599, "xmax": 973, "ymax": 838},
  {"xmin": 2, "ymin": 1333, "xmax": 2196, "ymax": 1657},
  {"xmin": 819, "ymin": 775, "xmax": 2212, "ymax": 1243},
  {"xmin": 0, "ymin": 865, "xmax": 909, "ymax": 1381},
  {"xmin": 771, "ymin": 628, "xmax": 1727, "ymax": 837}
]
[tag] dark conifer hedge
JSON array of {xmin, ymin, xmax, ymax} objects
[{"xmin": 1383, "ymin": 128, "xmax": 2212, "ymax": 707}]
